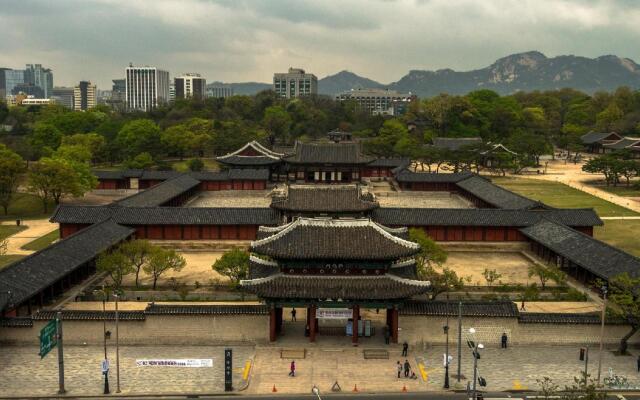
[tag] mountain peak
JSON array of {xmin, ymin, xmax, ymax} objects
[{"xmin": 492, "ymin": 51, "xmax": 547, "ymax": 68}]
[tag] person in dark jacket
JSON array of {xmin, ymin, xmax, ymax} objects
[
  {"xmin": 501, "ymin": 332, "xmax": 508, "ymax": 349},
  {"xmin": 637, "ymin": 355, "xmax": 640, "ymax": 372},
  {"xmin": 404, "ymin": 359, "xmax": 411, "ymax": 377},
  {"xmin": 289, "ymin": 360, "xmax": 296, "ymax": 377},
  {"xmin": 402, "ymin": 341, "xmax": 409, "ymax": 356}
]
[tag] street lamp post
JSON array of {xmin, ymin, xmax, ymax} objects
[
  {"xmin": 469, "ymin": 328, "xmax": 484, "ymax": 400},
  {"xmin": 444, "ymin": 292, "xmax": 450, "ymax": 389},
  {"xmin": 596, "ymin": 285, "xmax": 607, "ymax": 383},
  {"xmin": 311, "ymin": 385, "xmax": 322, "ymax": 400},
  {"xmin": 457, "ymin": 301, "xmax": 462, "ymax": 382},
  {"xmin": 114, "ymin": 293, "xmax": 121, "ymax": 393},
  {"xmin": 96, "ymin": 286, "xmax": 110, "ymax": 395}
]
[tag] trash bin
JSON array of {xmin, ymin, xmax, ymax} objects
[
  {"xmin": 16, "ymin": 219, "xmax": 20, "ymax": 226},
  {"xmin": 579, "ymin": 347, "xmax": 586, "ymax": 361}
]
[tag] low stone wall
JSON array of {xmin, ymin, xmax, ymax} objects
[
  {"xmin": 0, "ymin": 314, "xmax": 269, "ymax": 346},
  {"xmin": 399, "ymin": 315, "xmax": 640, "ymax": 347}
]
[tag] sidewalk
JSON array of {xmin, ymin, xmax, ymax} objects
[
  {"xmin": 0, "ymin": 218, "xmax": 58, "ymax": 255},
  {"xmin": 247, "ymin": 343, "xmax": 640, "ymax": 394}
]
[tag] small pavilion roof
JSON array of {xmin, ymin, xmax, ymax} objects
[
  {"xmin": 216, "ymin": 141, "xmax": 283, "ymax": 166},
  {"xmin": 240, "ymin": 274, "xmax": 430, "ymax": 300},
  {"xmin": 580, "ymin": 131, "xmax": 623, "ymax": 144},
  {"xmin": 282, "ymin": 142, "xmax": 373, "ymax": 165},
  {"xmin": 251, "ymin": 218, "xmax": 419, "ymax": 260},
  {"xmin": 271, "ymin": 185, "xmax": 378, "ymax": 213}
]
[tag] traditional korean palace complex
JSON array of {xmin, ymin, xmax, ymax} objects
[{"xmin": 2, "ymin": 139, "xmax": 640, "ymax": 345}]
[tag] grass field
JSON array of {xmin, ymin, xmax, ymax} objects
[
  {"xmin": 21, "ymin": 229, "xmax": 59, "ymax": 252},
  {"xmin": 590, "ymin": 184, "xmax": 640, "ymax": 198},
  {"xmin": 491, "ymin": 176, "xmax": 639, "ymax": 217},
  {"xmin": 0, "ymin": 192, "xmax": 56, "ymax": 221},
  {"xmin": 0, "ymin": 225, "xmax": 26, "ymax": 240},
  {"xmin": 0, "ymin": 255, "xmax": 24, "ymax": 269},
  {"xmin": 594, "ymin": 220, "xmax": 640, "ymax": 257}
]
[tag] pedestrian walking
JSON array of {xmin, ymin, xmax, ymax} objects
[
  {"xmin": 291, "ymin": 308, "xmax": 297, "ymax": 321},
  {"xmin": 402, "ymin": 341, "xmax": 408, "ymax": 356},
  {"xmin": 289, "ymin": 360, "xmax": 296, "ymax": 377},
  {"xmin": 404, "ymin": 359, "xmax": 411, "ymax": 378},
  {"xmin": 501, "ymin": 332, "xmax": 508, "ymax": 349},
  {"xmin": 384, "ymin": 325, "xmax": 390, "ymax": 345},
  {"xmin": 520, "ymin": 299, "xmax": 526, "ymax": 311},
  {"xmin": 397, "ymin": 361, "xmax": 402, "ymax": 378},
  {"xmin": 637, "ymin": 355, "xmax": 640, "ymax": 372}
]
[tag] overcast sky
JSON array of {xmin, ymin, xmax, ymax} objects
[{"xmin": 1, "ymin": 0, "xmax": 639, "ymax": 89}]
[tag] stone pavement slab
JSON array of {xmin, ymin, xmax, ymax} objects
[
  {"xmin": 248, "ymin": 344, "xmax": 640, "ymax": 395},
  {"xmin": 0, "ymin": 345, "xmax": 253, "ymax": 397}
]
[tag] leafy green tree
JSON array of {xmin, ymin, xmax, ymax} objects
[
  {"xmin": 54, "ymin": 144, "xmax": 92, "ymax": 164},
  {"xmin": 124, "ymin": 152, "xmax": 155, "ymax": 170},
  {"xmin": 0, "ymin": 144, "xmax": 26, "ymax": 215},
  {"xmin": 535, "ymin": 376, "xmax": 560, "ymax": 400},
  {"xmin": 562, "ymin": 372, "xmax": 607, "ymax": 400},
  {"xmin": 212, "ymin": 248, "xmax": 250, "ymax": 287},
  {"xmin": 96, "ymin": 250, "xmax": 134, "ymax": 293},
  {"xmin": 161, "ymin": 125, "xmax": 196, "ymax": 160},
  {"xmin": 187, "ymin": 158, "xmax": 205, "ymax": 172},
  {"xmin": 262, "ymin": 106, "xmax": 292, "ymax": 143},
  {"xmin": 27, "ymin": 157, "xmax": 94, "ymax": 212},
  {"xmin": 116, "ymin": 119, "xmax": 162, "ymax": 159},
  {"xmin": 408, "ymin": 228, "xmax": 458, "ymax": 298},
  {"xmin": 143, "ymin": 248, "xmax": 186, "ymax": 290},
  {"xmin": 527, "ymin": 264, "xmax": 565, "ymax": 289},
  {"xmin": 596, "ymin": 103, "xmax": 624, "ymax": 131},
  {"xmin": 482, "ymin": 268, "xmax": 502, "ymax": 287},
  {"xmin": 365, "ymin": 119, "xmax": 409, "ymax": 156},
  {"xmin": 61, "ymin": 133, "xmax": 106, "ymax": 163},
  {"xmin": 606, "ymin": 273, "xmax": 640, "ymax": 354},
  {"xmin": 119, "ymin": 239, "xmax": 154, "ymax": 288},
  {"xmin": 29, "ymin": 122, "xmax": 63, "ymax": 157}
]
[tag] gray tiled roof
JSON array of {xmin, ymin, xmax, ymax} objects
[
  {"xmin": 400, "ymin": 300, "xmax": 518, "ymax": 317},
  {"xmin": 283, "ymin": 142, "xmax": 373, "ymax": 164},
  {"xmin": 115, "ymin": 174, "xmax": 201, "ymax": 207},
  {"xmin": 0, "ymin": 317, "xmax": 33, "ymax": 327},
  {"xmin": 432, "ymin": 137, "xmax": 482, "ymax": 151},
  {"xmin": 580, "ymin": 131, "xmax": 622, "ymax": 144},
  {"xmin": 145, "ymin": 304, "xmax": 268, "ymax": 315},
  {"xmin": 192, "ymin": 169, "xmax": 270, "ymax": 181},
  {"xmin": 34, "ymin": 310, "xmax": 146, "ymax": 321},
  {"xmin": 0, "ymin": 220, "xmax": 134, "ymax": 312},
  {"xmin": 216, "ymin": 155, "xmax": 281, "ymax": 166},
  {"xmin": 51, "ymin": 205, "xmax": 279, "ymax": 226},
  {"xmin": 518, "ymin": 313, "xmax": 603, "ymax": 324},
  {"xmin": 372, "ymin": 208, "xmax": 602, "ymax": 228},
  {"xmin": 271, "ymin": 185, "xmax": 378, "ymax": 213},
  {"xmin": 251, "ymin": 218, "xmax": 419, "ymax": 260},
  {"xmin": 602, "ymin": 137, "xmax": 640, "ymax": 150},
  {"xmin": 520, "ymin": 219, "xmax": 640, "ymax": 280},
  {"xmin": 455, "ymin": 176, "xmax": 539, "ymax": 209},
  {"xmin": 241, "ymin": 274, "xmax": 430, "ymax": 300},
  {"xmin": 367, "ymin": 157, "xmax": 411, "ymax": 168},
  {"xmin": 395, "ymin": 171, "xmax": 474, "ymax": 183}
]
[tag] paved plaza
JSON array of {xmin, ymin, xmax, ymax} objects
[
  {"xmin": 376, "ymin": 192, "xmax": 474, "ymax": 208},
  {"xmin": 0, "ymin": 345, "xmax": 254, "ymax": 397},
  {"xmin": 248, "ymin": 343, "xmax": 640, "ymax": 395},
  {"xmin": 185, "ymin": 190, "xmax": 272, "ymax": 208}
]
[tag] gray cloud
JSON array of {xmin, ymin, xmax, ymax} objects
[{"xmin": 0, "ymin": 0, "xmax": 639, "ymax": 89}]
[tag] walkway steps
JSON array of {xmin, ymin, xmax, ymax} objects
[{"xmin": 363, "ymin": 349, "xmax": 389, "ymax": 359}]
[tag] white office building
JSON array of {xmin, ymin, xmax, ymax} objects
[
  {"xmin": 73, "ymin": 81, "xmax": 97, "ymax": 111},
  {"xmin": 125, "ymin": 65, "xmax": 170, "ymax": 112},
  {"xmin": 273, "ymin": 68, "xmax": 317, "ymax": 99},
  {"xmin": 175, "ymin": 73, "xmax": 206, "ymax": 100}
]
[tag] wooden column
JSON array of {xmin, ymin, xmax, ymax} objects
[
  {"xmin": 309, "ymin": 305, "xmax": 317, "ymax": 343},
  {"xmin": 269, "ymin": 307, "xmax": 277, "ymax": 342},
  {"xmin": 352, "ymin": 305, "xmax": 359, "ymax": 345},
  {"xmin": 275, "ymin": 307, "xmax": 283, "ymax": 334},
  {"xmin": 391, "ymin": 307, "xmax": 399, "ymax": 344}
]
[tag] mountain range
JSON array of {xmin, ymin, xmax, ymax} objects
[{"xmin": 207, "ymin": 51, "xmax": 640, "ymax": 98}]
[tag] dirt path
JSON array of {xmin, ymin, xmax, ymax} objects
[
  {"xmin": 0, "ymin": 219, "xmax": 58, "ymax": 255},
  {"xmin": 506, "ymin": 159, "xmax": 640, "ymax": 213}
]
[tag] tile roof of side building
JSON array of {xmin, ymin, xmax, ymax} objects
[
  {"xmin": 283, "ymin": 142, "xmax": 374, "ymax": 164},
  {"xmin": 0, "ymin": 219, "xmax": 134, "ymax": 312},
  {"xmin": 251, "ymin": 218, "xmax": 419, "ymax": 260},
  {"xmin": 602, "ymin": 137, "xmax": 640, "ymax": 150},
  {"xmin": 115, "ymin": 174, "xmax": 201, "ymax": 207},
  {"xmin": 519, "ymin": 219, "xmax": 640, "ymax": 280},
  {"xmin": 455, "ymin": 175, "xmax": 542, "ymax": 209},
  {"xmin": 216, "ymin": 141, "xmax": 283, "ymax": 166},
  {"xmin": 271, "ymin": 185, "xmax": 379, "ymax": 213},
  {"xmin": 580, "ymin": 131, "xmax": 623, "ymax": 144}
]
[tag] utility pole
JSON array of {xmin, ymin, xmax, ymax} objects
[
  {"xmin": 56, "ymin": 311, "xmax": 65, "ymax": 394},
  {"xmin": 584, "ymin": 345, "xmax": 589, "ymax": 383},
  {"xmin": 101, "ymin": 286, "xmax": 109, "ymax": 395},
  {"xmin": 444, "ymin": 292, "xmax": 450, "ymax": 389},
  {"xmin": 597, "ymin": 286, "xmax": 607, "ymax": 383},
  {"xmin": 114, "ymin": 293, "xmax": 121, "ymax": 393},
  {"xmin": 457, "ymin": 301, "xmax": 462, "ymax": 382}
]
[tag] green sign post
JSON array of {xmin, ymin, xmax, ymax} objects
[{"xmin": 39, "ymin": 319, "xmax": 57, "ymax": 359}]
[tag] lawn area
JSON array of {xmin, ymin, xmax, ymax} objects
[
  {"xmin": 590, "ymin": 184, "xmax": 640, "ymax": 198},
  {"xmin": 0, "ymin": 255, "xmax": 24, "ymax": 269},
  {"xmin": 0, "ymin": 225, "xmax": 26, "ymax": 240},
  {"xmin": 21, "ymin": 229, "xmax": 59, "ymax": 251},
  {"xmin": 594, "ymin": 220, "xmax": 640, "ymax": 257},
  {"xmin": 0, "ymin": 192, "xmax": 55, "ymax": 221},
  {"xmin": 170, "ymin": 158, "xmax": 220, "ymax": 172},
  {"xmin": 491, "ymin": 176, "xmax": 639, "ymax": 217}
]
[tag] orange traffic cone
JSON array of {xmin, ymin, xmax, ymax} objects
[
  {"xmin": 402, "ymin": 384, "xmax": 408, "ymax": 392},
  {"xmin": 272, "ymin": 384, "xmax": 278, "ymax": 392},
  {"xmin": 353, "ymin": 384, "xmax": 359, "ymax": 392}
]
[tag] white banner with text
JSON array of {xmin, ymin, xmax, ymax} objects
[{"xmin": 136, "ymin": 359, "xmax": 213, "ymax": 367}]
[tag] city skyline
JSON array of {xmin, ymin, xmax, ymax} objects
[{"xmin": 1, "ymin": 0, "xmax": 640, "ymax": 89}]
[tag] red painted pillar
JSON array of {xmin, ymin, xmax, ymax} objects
[
  {"xmin": 309, "ymin": 305, "xmax": 317, "ymax": 343},
  {"xmin": 391, "ymin": 307, "xmax": 399, "ymax": 344},
  {"xmin": 352, "ymin": 305, "xmax": 360, "ymax": 345},
  {"xmin": 269, "ymin": 307, "xmax": 277, "ymax": 342}
]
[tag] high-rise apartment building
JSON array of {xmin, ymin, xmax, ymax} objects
[
  {"xmin": 0, "ymin": 69, "xmax": 25, "ymax": 99},
  {"xmin": 175, "ymin": 73, "xmax": 206, "ymax": 101},
  {"xmin": 125, "ymin": 65, "xmax": 170, "ymax": 112},
  {"xmin": 24, "ymin": 64, "xmax": 53, "ymax": 98},
  {"xmin": 206, "ymin": 85, "xmax": 234, "ymax": 98},
  {"xmin": 52, "ymin": 87, "xmax": 75, "ymax": 109},
  {"xmin": 273, "ymin": 68, "xmax": 317, "ymax": 98},
  {"xmin": 73, "ymin": 81, "xmax": 97, "ymax": 111},
  {"xmin": 335, "ymin": 88, "xmax": 416, "ymax": 116}
]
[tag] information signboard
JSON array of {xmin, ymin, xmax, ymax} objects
[
  {"xmin": 224, "ymin": 348, "xmax": 232, "ymax": 392},
  {"xmin": 39, "ymin": 319, "xmax": 57, "ymax": 359}
]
